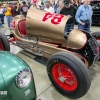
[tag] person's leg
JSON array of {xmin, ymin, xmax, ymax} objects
[
  {"xmin": 9, "ymin": 16, "xmax": 13, "ymax": 27},
  {"xmin": 6, "ymin": 16, "xmax": 10, "ymax": 28},
  {"xmin": 69, "ymin": 23, "xmax": 74, "ymax": 32},
  {"xmin": 64, "ymin": 23, "xmax": 74, "ymax": 39},
  {"xmin": 7, "ymin": 16, "xmax": 13, "ymax": 28},
  {"xmin": 78, "ymin": 23, "xmax": 85, "ymax": 31},
  {"xmin": 64, "ymin": 23, "xmax": 70, "ymax": 33},
  {"xmin": 0, "ymin": 14, "xmax": 2, "ymax": 27},
  {"xmin": 64, "ymin": 23, "xmax": 70, "ymax": 39},
  {"xmin": 2, "ymin": 14, "xmax": 4, "ymax": 24},
  {"xmin": 1, "ymin": 14, "xmax": 3, "ymax": 24}
]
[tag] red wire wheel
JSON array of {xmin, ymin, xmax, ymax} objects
[
  {"xmin": 0, "ymin": 41, "xmax": 4, "ymax": 50},
  {"xmin": 52, "ymin": 63, "xmax": 77, "ymax": 91},
  {"xmin": 47, "ymin": 52, "xmax": 91, "ymax": 99}
]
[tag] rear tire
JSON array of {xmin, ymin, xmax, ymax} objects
[
  {"xmin": 92, "ymin": 32, "xmax": 100, "ymax": 60},
  {"xmin": 47, "ymin": 52, "xmax": 91, "ymax": 99},
  {"xmin": 0, "ymin": 32, "xmax": 10, "ymax": 51},
  {"xmin": 91, "ymin": 31, "xmax": 100, "ymax": 46}
]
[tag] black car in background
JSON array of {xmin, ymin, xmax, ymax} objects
[{"xmin": 90, "ymin": 0, "xmax": 100, "ymax": 25}]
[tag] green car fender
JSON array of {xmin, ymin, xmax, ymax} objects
[
  {"xmin": 0, "ymin": 51, "xmax": 36, "ymax": 100},
  {"xmin": 0, "ymin": 71, "xmax": 9, "ymax": 100}
]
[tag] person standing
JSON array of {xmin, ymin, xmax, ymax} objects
[
  {"xmin": 75, "ymin": 0, "xmax": 92, "ymax": 32},
  {"xmin": 10, "ymin": 3, "xmax": 14, "ymax": 17},
  {"xmin": 30, "ymin": 0, "xmax": 37, "ymax": 9},
  {"xmin": 4, "ymin": 4, "xmax": 12, "ymax": 28},
  {"xmin": 13, "ymin": 3, "xmax": 21, "ymax": 16},
  {"xmin": 78, "ymin": 0, "xmax": 83, "ymax": 7},
  {"xmin": 56, "ymin": 1, "xmax": 64, "ymax": 14},
  {"xmin": 60, "ymin": 0, "xmax": 76, "ymax": 34},
  {"xmin": 71, "ymin": 0, "xmax": 78, "ymax": 9},
  {"xmin": 1, "ymin": 5, "xmax": 5, "ymax": 24},
  {"xmin": 20, "ymin": 1, "xmax": 29, "ymax": 17},
  {"xmin": 44, "ymin": 1, "xmax": 54, "ymax": 13},
  {"xmin": 28, "ymin": 2, "xmax": 31, "ymax": 9},
  {"xmin": 0, "ymin": 6, "xmax": 4, "ymax": 26}
]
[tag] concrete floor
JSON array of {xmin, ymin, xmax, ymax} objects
[{"xmin": 1, "ymin": 20, "xmax": 100, "ymax": 100}]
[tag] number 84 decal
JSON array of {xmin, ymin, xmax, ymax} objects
[{"xmin": 42, "ymin": 12, "xmax": 64, "ymax": 25}]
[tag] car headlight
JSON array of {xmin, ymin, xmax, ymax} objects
[{"xmin": 16, "ymin": 69, "xmax": 32, "ymax": 88}]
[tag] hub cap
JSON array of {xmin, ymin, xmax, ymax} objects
[{"xmin": 52, "ymin": 63, "xmax": 78, "ymax": 91}]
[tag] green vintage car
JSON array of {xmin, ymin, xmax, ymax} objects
[{"xmin": 0, "ymin": 32, "xmax": 36, "ymax": 100}]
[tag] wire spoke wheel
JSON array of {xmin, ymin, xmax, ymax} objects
[
  {"xmin": 52, "ymin": 63, "xmax": 77, "ymax": 91},
  {"xmin": 47, "ymin": 52, "xmax": 91, "ymax": 99}
]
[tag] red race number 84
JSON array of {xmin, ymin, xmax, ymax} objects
[{"xmin": 42, "ymin": 12, "xmax": 64, "ymax": 25}]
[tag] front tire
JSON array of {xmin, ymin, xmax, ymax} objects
[
  {"xmin": 0, "ymin": 32, "xmax": 10, "ymax": 51},
  {"xmin": 47, "ymin": 52, "xmax": 91, "ymax": 99}
]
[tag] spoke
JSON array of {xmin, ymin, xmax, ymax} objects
[{"xmin": 58, "ymin": 65, "xmax": 63, "ymax": 76}]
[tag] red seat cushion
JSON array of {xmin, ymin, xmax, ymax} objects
[{"xmin": 18, "ymin": 19, "xmax": 26, "ymax": 35}]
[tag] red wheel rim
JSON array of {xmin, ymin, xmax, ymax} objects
[
  {"xmin": 0, "ymin": 41, "xmax": 4, "ymax": 50},
  {"xmin": 52, "ymin": 63, "xmax": 78, "ymax": 91}
]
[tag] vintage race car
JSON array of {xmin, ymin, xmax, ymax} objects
[
  {"xmin": 0, "ymin": 7, "xmax": 100, "ymax": 99},
  {"xmin": 0, "ymin": 34, "xmax": 36, "ymax": 100}
]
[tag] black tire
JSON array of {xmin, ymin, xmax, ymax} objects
[
  {"xmin": 92, "ymin": 32, "xmax": 100, "ymax": 60},
  {"xmin": 92, "ymin": 31, "xmax": 100, "ymax": 39},
  {"xmin": 92, "ymin": 31, "xmax": 100, "ymax": 46},
  {"xmin": 47, "ymin": 52, "xmax": 91, "ymax": 99},
  {"xmin": 0, "ymin": 32, "xmax": 10, "ymax": 51}
]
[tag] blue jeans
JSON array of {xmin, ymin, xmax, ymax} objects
[
  {"xmin": 6, "ymin": 16, "xmax": 12, "ymax": 28},
  {"xmin": 2, "ymin": 14, "xmax": 4, "ymax": 24},
  {"xmin": 0, "ymin": 14, "xmax": 4, "ymax": 24},
  {"xmin": 78, "ymin": 22, "xmax": 90, "ymax": 32},
  {"xmin": 64, "ymin": 23, "xmax": 74, "ymax": 34},
  {"xmin": 0, "ymin": 14, "xmax": 3, "ymax": 27}
]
